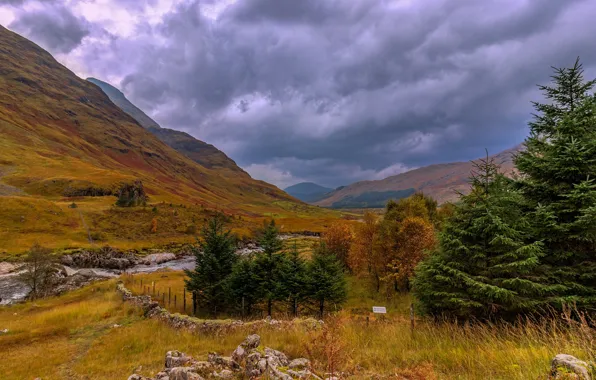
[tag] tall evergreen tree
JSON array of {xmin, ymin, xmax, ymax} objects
[
  {"xmin": 279, "ymin": 241, "xmax": 308, "ymax": 317},
  {"xmin": 307, "ymin": 242, "xmax": 347, "ymax": 318},
  {"xmin": 185, "ymin": 214, "xmax": 237, "ymax": 317},
  {"xmin": 413, "ymin": 156, "xmax": 548, "ymax": 319},
  {"xmin": 515, "ymin": 58, "xmax": 596, "ymax": 308},
  {"xmin": 253, "ymin": 220, "xmax": 285, "ymax": 317},
  {"xmin": 227, "ymin": 256, "xmax": 260, "ymax": 317}
]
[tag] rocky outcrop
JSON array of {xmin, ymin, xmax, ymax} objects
[
  {"xmin": 551, "ymin": 354, "xmax": 593, "ymax": 379},
  {"xmin": 48, "ymin": 267, "xmax": 116, "ymax": 297},
  {"xmin": 137, "ymin": 253, "xmax": 177, "ymax": 266},
  {"xmin": 127, "ymin": 335, "xmax": 320, "ymax": 380},
  {"xmin": 61, "ymin": 246, "xmax": 137, "ymax": 270}
]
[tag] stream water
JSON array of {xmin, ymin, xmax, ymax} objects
[
  {"xmin": 0, "ymin": 256, "xmax": 197, "ymax": 305},
  {"xmin": 0, "ymin": 234, "xmax": 317, "ymax": 305}
]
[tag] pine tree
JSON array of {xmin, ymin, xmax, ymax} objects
[
  {"xmin": 279, "ymin": 241, "xmax": 308, "ymax": 317},
  {"xmin": 307, "ymin": 242, "xmax": 347, "ymax": 318},
  {"xmin": 253, "ymin": 220, "xmax": 285, "ymax": 317},
  {"xmin": 185, "ymin": 214, "xmax": 237, "ymax": 317},
  {"xmin": 413, "ymin": 155, "xmax": 548, "ymax": 319},
  {"xmin": 515, "ymin": 58, "xmax": 596, "ymax": 308},
  {"xmin": 227, "ymin": 256, "xmax": 260, "ymax": 317}
]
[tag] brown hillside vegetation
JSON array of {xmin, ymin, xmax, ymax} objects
[
  {"xmin": 0, "ymin": 26, "xmax": 337, "ymax": 254},
  {"xmin": 315, "ymin": 146, "xmax": 521, "ymax": 206},
  {"xmin": 87, "ymin": 77, "xmax": 248, "ymax": 177}
]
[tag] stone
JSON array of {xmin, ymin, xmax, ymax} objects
[
  {"xmin": 0, "ymin": 328, "xmax": 8, "ymax": 334},
  {"xmin": 289, "ymin": 358, "xmax": 311, "ymax": 370},
  {"xmin": 169, "ymin": 367, "xmax": 203, "ymax": 380},
  {"xmin": 288, "ymin": 370, "xmax": 322, "ymax": 379},
  {"xmin": 128, "ymin": 375, "xmax": 152, "ymax": 380},
  {"xmin": 232, "ymin": 334, "xmax": 261, "ymax": 363},
  {"xmin": 155, "ymin": 372, "xmax": 169, "ymax": 380},
  {"xmin": 0, "ymin": 262, "xmax": 18, "ymax": 275},
  {"xmin": 551, "ymin": 354, "xmax": 591, "ymax": 380},
  {"xmin": 213, "ymin": 369, "xmax": 234, "ymax": 378},
  {"xmin": 245, "ymin": 352, "xmax": 264, "ymax": 378},
  {"xmin": 265, "ymin": 347, "xmax": 290, "ymax": 367},
  {"xmin": 165, "ymin": 351, "xmax": 194, "ymax": 369}
]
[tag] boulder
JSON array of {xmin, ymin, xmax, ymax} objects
[
  {"xmin": 169, "ymin": 367, "xmax": 204, "ymax": 380},
  {"xmin": 231, "ymin": 334, "xmax": 261, "ymax": 363},
  {"xmin": 289, "ymin": 358, "xmax": 311, "ymax": 370},
  {"xmin": 165, "ymin": 351, "xmax": 194, "ymax": 369},
  {"xmin": 551, "ymin": 354, "xmax": 591, "ymax": 379}
]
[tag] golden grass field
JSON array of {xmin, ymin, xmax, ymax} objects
[{"xmin": 0, "ymin": 274, "xmax": 593, "ymax": 380}]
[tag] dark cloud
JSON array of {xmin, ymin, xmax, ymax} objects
[
  {"xmin": 9, "ymin": 3, "xmax": 90, "ymax": 53},
  {"xmin": 5, "ymin": 0, "xmax": 596, "ymax": 187}
]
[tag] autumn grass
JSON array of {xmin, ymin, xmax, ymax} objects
[{"xmin": 0, "ymin": 275, "xmax": 593, "ymax": 379}]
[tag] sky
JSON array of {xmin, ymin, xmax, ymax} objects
[{"xmin": 1, "ymin": 0, "xmax": 596, "ymax": 189}]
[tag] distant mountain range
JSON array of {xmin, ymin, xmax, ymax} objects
[
  {"xmin": 284, "ymin": 182, "xmax": 334, "ymax": 203},
  {"xmin": 313, "ymin": 146, "xmax": 521, "ymax": 208}
]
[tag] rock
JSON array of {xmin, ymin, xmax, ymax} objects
[
  {"xmin": 166, "ymin": 351, "xmax": 194, "ymax": 369},
  {"xmin": 112, "ymin": 324, "xmax": 121, "ymax": 328},
  {"xmin": 207, "ymin": 353, "xmax": 239, "ymax": 370},
  {"xmin": 1, "ymin": 328, "xmax": 9, "ymax": 334},
  {"xmin": 231, "ymin": 334, "xmax": 261, "ymax": 363},
  {"xmin": 245, "ymin": 352, "xmax": 265, "ymax": 378},
  {"xmin": 140, "ymin": 253, "xmax": 177, "ymax": 266},
  {"xmin": 169, "ymin": 367, "xmax": 204, "ymax": 380},
  {"xmin": 0, "ymin": 262, "xmax": 18, "ymax": 275},
  {"xmin": 289, "ymin": 358, "xmax": 311, "ymax": 370},
  {"xmin": 212, "ymin": 369, "xmax": 234, "ymax": 378},
  {"xmin": 551, "ymin": 354, "xmax": 591, "ymax": 379},
  {"xmin": 265, "ymin": 347, "xmax": 290, "ymax": 367},
  {"xmin": 155, "ymin": 372, "xmax": 169, "ymax": 380},
  {"xmin": 128, "ymin": 375, "xmax": 152, "ymax": 380},
  {"xmin": 288, "ymin": 370, "xmax": 322, "ymax": 379}
]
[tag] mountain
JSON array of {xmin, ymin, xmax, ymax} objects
[
  {"xmin": 284, "ymin": 182, "xmax": 334, "ymax": 203},
  {"xmin": 87, "ymin": 78, "xmax": 247, "ymax": 176},
  {"xmin": 314, "ymin": 146, "xmax": 521, "ymax": 208},
  {"xmin": 0, "ymin": 26, "xmax": 334, "ymax": 253}
]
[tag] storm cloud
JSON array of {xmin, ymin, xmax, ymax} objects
[{"xmin": 2, "ymin": 0, "xmax": 596, "ymax": 188}]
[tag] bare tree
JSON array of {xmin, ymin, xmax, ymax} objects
[{"xmin": 18, "ymin": 244, "xmax": 60, "ymax": 299}]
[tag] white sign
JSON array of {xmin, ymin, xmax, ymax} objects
[{"xmin": 372, "ymin": 306, "xmax": 387, "ymax": 314}]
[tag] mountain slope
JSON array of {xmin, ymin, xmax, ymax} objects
[
  {"xmin": 0, "ymin": 26, "xmax": 335, "ymax": 253},
  {"xmin": 284, "ymin": 182, "xmax": 334, "ymax": 203},
  {"xmin": 87, "ymin": 78, "xmax": 247, "ymax": 175},
  {"xmin": 315, "ymin": 146, "xmax": 521, "ymax": 207}
]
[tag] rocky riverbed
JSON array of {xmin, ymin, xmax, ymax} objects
[{"xmin": 0, "ymin": 237, "xmax": 284, "ymax": 305}]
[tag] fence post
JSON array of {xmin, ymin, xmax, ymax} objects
[
  {"xmin": 162, "ymin": 292, "xmax": 165, "ymax": 305},
  {"xmin": 152, "ymin": 281, "xmax": 155, "ymax": 295},
  {"xmin": 410, "ymin": 303, "xmax": 415, "ymax": 334},
  {"xmin": 168, "ymin": 287, "xmax": 171, "ymax": 305},
  {"xmin": 183, "ymin": 288, "xmax": 186, "ymax": 313},
  {"xmin": 192, "ymin": 291, "xmax": 197, "ymax": 316},
  {"xmin": 174, "ymin": 295, "xmax": 177, "ymax": 308}
]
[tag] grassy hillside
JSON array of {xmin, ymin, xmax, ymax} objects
[
  {"xmin": 87, "ymin": 78, "xmax": 248, "ymax": 176},
  {"xmin": 315, "ymin": 146, "xmax": 521, "ymax": 207},
  {"xmin": 0, "ymin": 275, "xmax": 592, "ymax": 379},
  {"xmin": 0, "ymin": 26, "xmax": 339, "ymax": 255}
]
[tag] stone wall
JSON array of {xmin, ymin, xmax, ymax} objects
[{"xmin": 116, "ymin": 282, "xmax": 322, "ymax": 335}]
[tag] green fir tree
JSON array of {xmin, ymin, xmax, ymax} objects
[
  {"xmin": 279, "ymin": 241, "xmax": 308, "ymax": 317},
  {"xmin": 307, "ymin": 242, "xmax": 347, "ymax": 318},
  {"xmin": 413, "ymin": 155, "xmax": 548, "ymax": 319},
  {"xmin": 253, "ymin": 220, "xmax": 286, "ymax": 317},
  {"xmin": 227, "ymin": 256, "xmax": 260, "ymax": 317},
  {"xmin": 185, "ymin": 214, "xmax": 237, "ymax": 317},
  {"xmin": 515, "ymin": 58, "xmax": 596, "ymax": 308}
]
